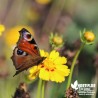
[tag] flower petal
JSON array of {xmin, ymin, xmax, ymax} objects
[
  {"xmin": 54, "ymin": 57, "xmax": 67, "ymax": 65},
  {"xmin": 39, "ymin": 69, "xmax": 50, "ymax": 81},
  {"xmin": 56, "ymin": 68, "xmax": 70, "ymax": 76},
  {"xmin": 28, "ymin": 74, "xmax": 37, "ymax": 80},
  {"xmin": 40, "ymin": 50, "xmax": 49, "ymax": 57},
  {"xmin": 50, "ymin": 71, "xmax": 65, "ymax": 83},
  {"xmin": 29, "ymin": 66, "xmax": 38, "ymax": 73},
  {"xmin": 49, "ymin": 50, "xmax": 59, "ymax": 60},
  {"xmin": 28, "ymin": 66, "xmax": 39, "ymax": 80},
  {"xmin": 56, "ymin": 65, "xmax": 70, "ymax": 76}
]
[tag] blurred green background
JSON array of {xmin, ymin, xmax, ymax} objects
[{"xmin": 0, "ymin": 0, "xmax": 98, "ymax": 98}]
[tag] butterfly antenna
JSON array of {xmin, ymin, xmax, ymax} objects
[{"xmin": 13, "ymin": 71, "xmax": 20, "ymax": 77}]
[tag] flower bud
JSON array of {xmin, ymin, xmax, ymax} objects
[
  {"xmin": 84, "ymin": 31, "xmax": 95, "ymax": 42},
  {"xmin": 49, "ymin": 33, "xmax": 64, "ymax": 49},
  {"xmin": 53, "ymin": 36, "xmax": 63, "ymax": 45}
]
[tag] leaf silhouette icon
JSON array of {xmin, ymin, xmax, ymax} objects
[{"xmin": 71, "ymin": 80, "xmax": 78, "ymax": 90}]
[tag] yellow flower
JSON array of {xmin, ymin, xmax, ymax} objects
[
  {"xmin": 84, "ymin": 31, "xmax": 95, "ymax": 42},
  {"xmin": 0, "ymin": 24, "xmax": 5, "ymax": 36},
  {"xmin": 5, "ymin": 26, "xmax": 34, "ymax": 46},
  {"xmin": 35, "ymin": 0, "xmax": 51, "ymax": 5},
  {"xmin": 29, "ymin": 50, "xmax": 70, "ymax": 83}
]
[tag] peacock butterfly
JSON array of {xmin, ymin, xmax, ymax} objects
[{"xmin": 11, "ymin": 28, "xmax": 46, "ymax": 76}]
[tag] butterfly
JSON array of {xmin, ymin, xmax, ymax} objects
[{"xmin": 11, "ymin": 28, "xmax": 46, "ymax": 76}]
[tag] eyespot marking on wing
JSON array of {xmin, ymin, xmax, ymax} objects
[
  {"xmin": 15, "ymin": 48, "xmax": 28, "ymax": 56},
  {"xmin": 23, "ymin": 32, "xmax": 33, "ymax": 41}
]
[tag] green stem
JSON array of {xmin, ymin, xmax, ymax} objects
[
  {"xmin": 66, "ymin": 42, "xmax": 85, "ymax": 89},
  {"xmin": 42, "ymin": 81, "xmax": 45, "ymax": 98},
  {"xmin": 37, "ymin": 79, "xmax": 43, "ymax": 98}
]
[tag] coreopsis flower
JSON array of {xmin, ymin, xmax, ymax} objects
[
  {"xmin": 5, "ymin": 26, "xmax": 34, "ymax": 47},
  {"xmin": 80, "ymin": 29, "xmax": 95, "ymax": 44},
  {"xmin": 0, "ymin": 24, "xmax": 5, "ymax": 36},
  {"xmin": 49, "ymin": 33, "xmax": 64, "ymax": 49},
  {"xmin": 29, "ymin": 50, "xmax": 70, "ymax": 83}
]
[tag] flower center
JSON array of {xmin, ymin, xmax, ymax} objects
[{"xmin": 40, "ymin": 58, "xmax": 56, "ymax": 72}]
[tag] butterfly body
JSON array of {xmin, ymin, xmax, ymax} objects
[{"xmin": 11, "ymin": 28, "xmax": 45, "ymax": 76}]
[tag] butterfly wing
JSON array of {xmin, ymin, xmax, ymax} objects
[
  {"xmin": 12, "ymin": 47, "xmax": 44, "ymax": 76},
  {"xmin": 18, "ymin": 28, "xmax": 40, "ymax": 56},
  {"xmin": 11, "ymin": 28, "xmax": 45, "ymax": 76}
]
